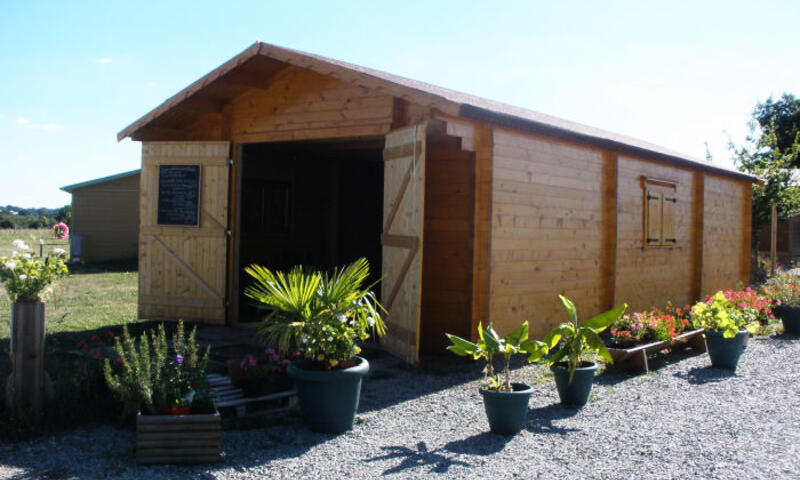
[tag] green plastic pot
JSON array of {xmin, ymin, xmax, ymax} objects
[
  {"xmin": 550, "ymin": 361, "xmax": 597, "ymax": 407},
  {"xmin": 705, "ymin": 330, "xmax": 747, "ymax": 370},
  {"xmin": 479, "ymin": 383, "xmax": 533, "ymax": 435},
  {"xmin": 287, "ymin": 356, "xmax": 369, "ymax": 433},
  {"xmin": 774, "ymin": 305, "xmax": 800, "ymax": 336}
]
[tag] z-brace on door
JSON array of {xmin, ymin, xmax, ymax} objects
[
  {"xmin": 381, "ymin": 124, "xmax": 427, "ymax": 364},
  {"xmin": 138, "ymin": 141, "xmax": 230, "ymax": 324}
]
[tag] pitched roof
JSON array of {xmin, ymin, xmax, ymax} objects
[
  {"xmin": 118, "ymin": 41, "xmax": 755, "ymax": 182},
  {"xmin": 61, "ymin": 169, "xmax": 140, "ymax": 193}
]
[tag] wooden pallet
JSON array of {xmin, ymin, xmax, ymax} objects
[
  {"xmin": 607, "ymin": 329, "xmax": 707, "ymax": 373},
  {"xmin": 207, "ymin": 373, "xmax": 297, "ymax": 417}
]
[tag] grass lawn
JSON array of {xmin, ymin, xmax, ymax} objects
[{"xmin": 0, "ymin": 228, "xmax": 139, "ymax": 339}]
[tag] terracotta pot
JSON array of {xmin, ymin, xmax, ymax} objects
[{"xmin": 161, "ymin": 406, "xmax": 191, "ymax": 415}]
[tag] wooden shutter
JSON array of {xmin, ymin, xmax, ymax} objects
[
  {"xmin": 139, "ymin": 142, "xmax": 230, "ymax": 324},
  {"xmin": 645, "ymin": 191, "xmax": 662, "ymax": 246},
  {"xmin": 663, "ymin": 195, "xmax": 677, "ymax": 245},
  {"xmin": 381, "ymin": 124, "xmax": 427, "ymax": 364}
]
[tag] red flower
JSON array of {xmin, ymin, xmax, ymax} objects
[{"xmin": 91, "ymin": 349, "xmax": 100, "ymax": 359}]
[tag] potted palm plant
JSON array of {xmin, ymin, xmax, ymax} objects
[
  {"xmin": 0, "ymin": 237, "xmax": 69, "ymax": 420},
  {"xmin": 527, "ymin": 296, "xmax": 626, "ymax": 407},
  {"xmin": 764, "ymin": 273, "xmax": 800, "ymax": 336},
  {"xmin": 690, "ymin": 291, "xmax": 758, "ymax": 370},
  {"xmin": 244, "ymin": 257, "xmax": 385, "ymax": 434},
  {"xmin": 446, "ymin": 321, "xmax": 534, "ymax": 435}
]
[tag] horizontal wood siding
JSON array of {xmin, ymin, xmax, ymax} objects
[
  {"xmin": 229, "ymin": 65, "xmax": 394, "ymax": 143},
  {"xmin": 490, "ymin": 128, "xmax": 605, "ymax": 336},
  {"xmin": 71, "ymin": 174, "xmax": 140, "ymax": 262},
  {"xmin": 702, "ymin": 176, "xmax": 750, "ymax": 295},
  {"xmin": 614, "ymin": 156, "xmax": 695, "ymax": 311},
  {"xmin": 420, "ymin": 137, "xmax": 475, "ymax": 354}
]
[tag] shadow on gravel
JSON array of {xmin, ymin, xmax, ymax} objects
[
  {"xmin": 365, "ymin": 441, "xmax": 471, "ymax": 475},
  {"xmin": 358, "ymin": 349, "xmax": 486, "ymax": 413},
  {"xmin": 526, "ymin": 404, "xmax": 580, "ymax": 435},
  {"xmin": 444, "ymin": 432, "xmax": 511, "ymax": 455},
  {"xmin": 675, "ymin": 366, "xmax": 737, "ymax": 384}
]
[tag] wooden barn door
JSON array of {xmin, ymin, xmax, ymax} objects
[
  {"xmin": 381, "ymin": 124, "xmax": 427, "ymax": 363},
  {"xmin": 139, "ymin": 142, "xmax": 230, "ymax": 324}
]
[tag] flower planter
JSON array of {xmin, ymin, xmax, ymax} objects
[
  {"xmin": 479, "ymin": 383, "xmax": 533, "ymax": 435},
  {"xmin": 287, "ymin": 356, "xmax": 368, "ymax": 433},
  {"xmin": 135, "ymin": 410, "xmax": 222, "ymax": 464},
  {"xmin": 773, "ymin": 305, "xmax": 800, "ymax": 336},
  {"xmin": 550, "ymin": 361, "xmax": 597, "ymax": 407},
  {"xmin": 705, "ymin": 330, "xmax": 747, "ymax": 370},
  {"xmin": 606, "ymin": 329, "xmax": 706, "ymax": 373}
]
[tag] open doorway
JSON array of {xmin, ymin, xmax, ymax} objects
[{"xmin": 236, "ymin": 139, "xmax": 384, "ymax": 323}]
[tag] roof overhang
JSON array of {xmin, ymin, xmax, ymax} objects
[
  {"xmin": 118, "ymin": 42, "xmax": 757, "ymax": 183},
  {"xmin": 61, "ymin": 169, "xmax": 141, "ymax": 193}
]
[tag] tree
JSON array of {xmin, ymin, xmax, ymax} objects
[
  {"xmin": 753, "ymin": 93, "xmax": 800, "ymax": 165},
  {"xmin": 732, "ymin": 120, "xmax": 800, "ymax": 245}
]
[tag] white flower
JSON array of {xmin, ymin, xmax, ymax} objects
[
  {"xmin": 367, "ymin": 317, "xmax": 375, "ymax": 327},
  {"xmin": 336, "ymin": 313, "xmax": 347, "ymax": 323},
  {"xmin": 21, "ymin": 253, "xmax": 31, "ymax": 259},
  {"xmin": 18, "ymin": 274, "xmax": 27, "ymax": 281},
  {"xmin": 11, "ymin": 239, "xmax": 25, "ymax": 249},
  {"xmin": 3, "ymin": 261, "xmax": 15, "ymax": 270},
  {"xmin": 299, "ymin": 334, "xmax": 308, "ymax": 344},
  {"xmin": 52, "ymin": 248, "xmax": 66, "ymax": 256}
]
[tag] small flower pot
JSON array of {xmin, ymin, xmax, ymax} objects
[
  {"xmin": 161, "ymin": 406, "xmax": 191, "ymax": 415},
  {"xmin": 550, "ymin": 361, "xmax": 598, "ymax": 407},
  {"xmin": 287, "ymin": 356, "xmax": 369, "ymax": 434},
  {"xmin": 704, "ymin": 330, "xmax": 747, "ymax": 370},
  {"xmin": 479, "ymin": 383, "xmax": 533, "ymax": 435},
  {"xmin": 774, "ymin": 305, "xmax": 800, "ymax": 336}
]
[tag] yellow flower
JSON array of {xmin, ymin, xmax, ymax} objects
[
  {"xmin": 317, "ymin": 354, "xmax": 324, "ymax": 361},
  {"xmin": 329, "ymin": 359, "xmax": 338, "ymax": 367},
  {"xmin": 353, "ymin": 346, "xmax": 361, "ymax": 354}
]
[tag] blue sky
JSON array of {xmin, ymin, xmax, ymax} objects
[{"xmin": 1, "ymin": 0, "xmax": 798, "ymax": 207}]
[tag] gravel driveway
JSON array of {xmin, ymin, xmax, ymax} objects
[{"xmin": 1, "ymin": 335, "xmax": 798, "ymax": 479}]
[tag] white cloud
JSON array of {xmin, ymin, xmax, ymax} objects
[
  {"xmin": 97, "ymin": 58, "xmax": 112, "ymax": 64},
  {"xmin": 15, "ymin": 117, "xmax": 60, "ymax": 130}
]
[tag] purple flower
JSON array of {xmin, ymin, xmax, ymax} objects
[{"xmin": 175, "ymin": 354, "xmax": 184, "ymax": 365}]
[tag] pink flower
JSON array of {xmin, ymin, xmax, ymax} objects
[
  {"xmin": 53, "ymin": 222, "xmax": 69, "ymax": 240},
  {"xmin": 240, "ymin": 354, "xmax": 257, "ymax": 370}
]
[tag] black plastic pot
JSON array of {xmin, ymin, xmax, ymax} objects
[
  {"xmin": 550, "ymin": 361, "xmax": 597, "ymax": 407},
  {"xmin": 774, "ymin": 305, "xmax": 800, "ymax": 336},
  {"xmin": 479, "ymin": 382, "xmax": 533, "ymax": 435},
  {"xmin": 705, "ymin": 330, "xmax": 747, "ymax": 370},
  {"xmin": 287, "ymin": 356, "xmax": 369, "ymax": 433}
]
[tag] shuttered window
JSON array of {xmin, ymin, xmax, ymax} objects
[{"xmin": 643, "ymin": 180, "xmax": 677, "ymax": 247}]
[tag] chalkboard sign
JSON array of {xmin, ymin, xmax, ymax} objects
[{"xmin": 157, "ymin": 165, "xmax": 201, "ymax": 226}]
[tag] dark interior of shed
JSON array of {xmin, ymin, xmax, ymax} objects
[{"xmin": 237, "ymin": 139, "xmax": 384, "ymax": 323}]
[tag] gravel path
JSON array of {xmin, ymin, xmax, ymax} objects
[{"xmin": 1, "ymin": 335, "xmax": 799, "ymax": 479}]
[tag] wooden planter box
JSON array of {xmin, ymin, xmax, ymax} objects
[
  {"xmin": 607, "ymin": 329, "xmax": 706, "ymax": 373},
  {"xmin": 136, "ymin": 410, "xmax": 222, "ymax": 465}
]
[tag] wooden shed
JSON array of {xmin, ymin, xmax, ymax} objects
[
  {"xmin": 61, "ymin": 169, "xmax": 140, "ymax": 263},
  {"xmin": 118, "ymin": 42, "xmax": 756, "ymax": 363}
]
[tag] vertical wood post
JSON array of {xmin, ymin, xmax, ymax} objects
[
  {"xmin": 470, "ymin": 123, "xmax": 493, "ymax": 341},
  {"xmin": 600, "ymin": 151, "xmax": 618, "ymax": 310},
  {"xmin": 691, "ymin": 173, "xmax": 705, "ymax": 301},
  {"xmin": 770, "ymin": 202, "xmax": 777, "ymax": 276},
  {"xmin": 6, "ymin": 301, "xmax": 47, "ymax": 421}
]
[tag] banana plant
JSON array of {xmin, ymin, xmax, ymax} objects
[
  {"xmin": 525, "ymin": 295, "xmax": 627, "ymax": 383},
  {"xmin": 446, "ymin": 321, "xmax": 531, "ymax": 391}
]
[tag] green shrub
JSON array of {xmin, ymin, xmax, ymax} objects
[{"xmin": 103, "ymin": 321, "xmax": 210, "ymax": 416}]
